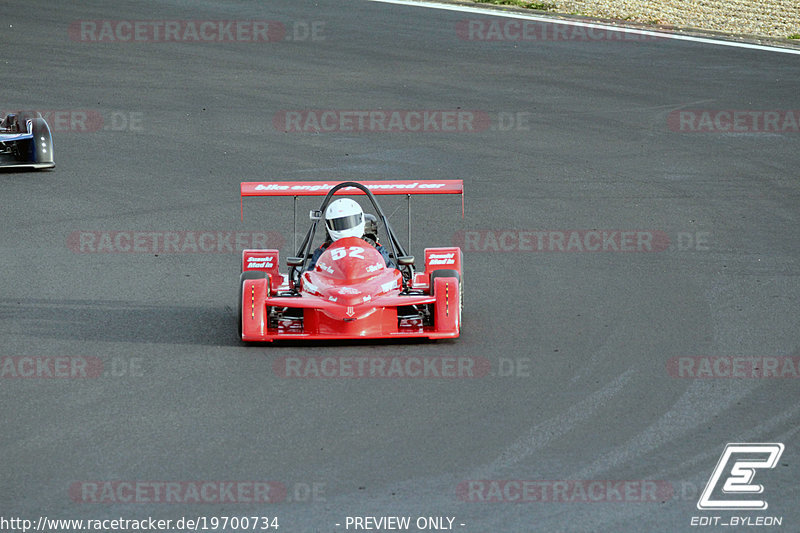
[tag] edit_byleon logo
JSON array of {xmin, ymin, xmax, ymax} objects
[{"xmin": 697, "ymin": 443, "xmax": 784, "ymax": 511}]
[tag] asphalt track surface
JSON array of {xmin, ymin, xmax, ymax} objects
[{"xmin": 1, "ymin": 1, "xmax": 799, "ymax": 532}]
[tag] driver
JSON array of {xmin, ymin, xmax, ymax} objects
[{"xmin": 308, "ymin": 198, "xmax": 395, "ymax": 269}]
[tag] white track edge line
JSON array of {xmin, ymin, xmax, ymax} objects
[{"xmin": 366, "ymin": 0, "xmax": 800, "ymax": 56}]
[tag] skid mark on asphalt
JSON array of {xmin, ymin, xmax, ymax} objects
[
  {"xmin": 474, "ymin": 368, "xmax": 635, "ymax": 478},
  {"xmin": 567, "ymin": 275, "xmax": 800, "ymax": 480},
  {"xmin": 0, "ymin": 299, "xmax": 235, "ymax": 346},
  {"xmin": 571, "ymin": 379, "xmax": 761, "ymax": 480}
]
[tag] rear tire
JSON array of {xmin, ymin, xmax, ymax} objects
[{"xmin": 239, "ymin": 271, "xmax": 269, "ymax": 340}]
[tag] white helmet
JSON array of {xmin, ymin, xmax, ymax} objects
[{"xmin": 325, "ymin": 198, "xmax": 364, "ymax": 241}]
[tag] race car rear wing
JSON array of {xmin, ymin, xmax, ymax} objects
[
  {"xmin": 240, "ymin": 180, "xmax": 464, "ymax": 251},
  {"xmin": 240, "ymin": 180, "xmax": 463, "ymax": 198}
]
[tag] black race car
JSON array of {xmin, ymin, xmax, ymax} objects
[{"xmin": 0, "ymin": 112, "xmax": 54, "ymax": 170}]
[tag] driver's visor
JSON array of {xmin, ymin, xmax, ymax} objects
[{"xmin": 326, "ymin": 213, "xmax": 362, "ymax": 231}]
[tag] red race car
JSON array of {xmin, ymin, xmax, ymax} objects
[{"xmin": 238, "ymin": 180, "xmax": 463, "ymax": 343}]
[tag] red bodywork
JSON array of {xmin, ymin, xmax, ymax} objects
[
  {"xmin": 239, "ymin": 180, "xmax": 463, "ymax": 343},
  {"xmin": 241, "ymin": 238, "xmax": 461, "ymax": 342}
]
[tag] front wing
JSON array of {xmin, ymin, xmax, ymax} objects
[{"xmin": 240, "ymin": 280, "xmax": 461, "ymax": 342}]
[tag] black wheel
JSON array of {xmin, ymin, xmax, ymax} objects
[{"xmin": 238, "ymin": 271, "xmax": 268, "ymax": 340}]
